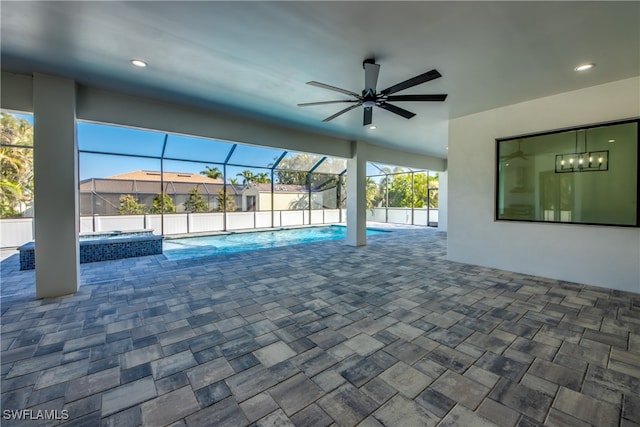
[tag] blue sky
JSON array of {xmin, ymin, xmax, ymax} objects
[
  {"xmin": 14, "ymin": 113, "xmax": 286, "ymax": 180},
  {"xmin": 12, "ymin": 112, "xmax": 418, "ymax": 179}
]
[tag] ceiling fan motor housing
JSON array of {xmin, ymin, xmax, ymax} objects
[{"xmin": 363, "ymin": 58, "xmax": 376, "ymax": 69}]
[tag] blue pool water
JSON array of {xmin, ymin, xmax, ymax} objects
[{"xmin": 163, "ymin": 226, "xmax": 387, "ymax": 260}]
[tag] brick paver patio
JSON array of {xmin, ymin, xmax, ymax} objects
[{"xmin": 1, "ymin": 226, "xmax": 638, "ymax": 426}]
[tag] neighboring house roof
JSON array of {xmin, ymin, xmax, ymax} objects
[
  {"xmin": 80, "ymin": 171, "xmax": 324, "ymax": 195},
  {"xmin": 107, "ymin": 170, "xmax": 223, "ymax": 184},
  {"xmin": 249, "ymin": 183, "xmax": 311, "ymax": 193},
  {"xmin": 79, "ymin": 170, "xmax": 245, "ymax": 195}
]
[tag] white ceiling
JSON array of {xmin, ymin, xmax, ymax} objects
[{"xmin": 1, "ymin": 1, "xmax": 639, "ymax": 159}]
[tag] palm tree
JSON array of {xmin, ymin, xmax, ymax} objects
[
  {"xmin": 201, "ymin": 165, "xmax": 223, "ymax": 180},
  {"xmin": 237, "ymin": 170, "xmax": 255, "ymax": 185},
  {"xmin": 254, "ymin": 172, "xmax": 271, "ymax": 184}
]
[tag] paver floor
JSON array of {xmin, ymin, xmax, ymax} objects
[{"xmin": 1, "ymin": 225, "xmax": 639, "ymax": 426}]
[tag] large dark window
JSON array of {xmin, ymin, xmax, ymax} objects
[{"xmin": 496, "ymin": 119, "xmax": 639, "ymax": 227}]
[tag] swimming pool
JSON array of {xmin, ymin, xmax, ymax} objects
[{"xmin": 163, "ymin": 226, "xmax": 387, "ymax": 260}]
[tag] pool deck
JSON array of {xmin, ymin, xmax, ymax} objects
[{"xmin": 1, "ymin": 223, "xmax": 639, "ymax": 426}]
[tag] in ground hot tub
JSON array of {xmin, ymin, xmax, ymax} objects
[{"xmin": 18, "ymin": 230, "xmax": 162, "ymax": 270}]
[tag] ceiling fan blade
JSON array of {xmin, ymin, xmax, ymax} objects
[
  {"xmin": 501, "ymin": 149, "xmax": 528, "ymax": 161},
  {"xmin": 385, "ymin": 94, "xmax": 448, "ymax": 102},
  {"xmin": 307, "ymin": 81, "xmax": 360, "ymax": 98},
  {"xmin": 364, "ymin": 62, "xmax": 380, "ymax": 92},
  {"xmin": 322, "ymin": 103, "xmax": 362, "ymax": 122},
  {"xmin": 363, "ymin": 107, "xmax": 373, "ymax": 126},
  {"xmin": 380, "ymin": 69, "xmax": 442, "ymax": 96},
  {"xmin": 298, "ymin": 100, "xmax": 359, "ymax": 107},
  {"xmin": 377, "ymin": 102, "xmax": 416, "ymax": 119}
]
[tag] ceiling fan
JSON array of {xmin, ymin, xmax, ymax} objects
[
  {"xmin": 298, "ymin": 58, "xmax": 448, "ymax": 126},
  {"xmin": 502, "ymin": 140, "xmax": 529, "ymax": 161}
]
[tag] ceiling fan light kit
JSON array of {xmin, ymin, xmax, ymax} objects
[{"xmin": 298, "ymin": 58, "xmax": 448, "ymax": 126}]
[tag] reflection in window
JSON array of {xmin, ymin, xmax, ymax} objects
[{"xmin": 496, "ymin": 120, "xmax": 638, "ymax": 226}]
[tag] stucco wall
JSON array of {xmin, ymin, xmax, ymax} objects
[{"xmin": 448, "ymin": 77, "xmax": 640, "ymax": 293}]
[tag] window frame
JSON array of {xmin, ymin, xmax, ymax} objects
[{"xmin": 494, "ymin": 118, "xmax": 640, "ymax": 228}]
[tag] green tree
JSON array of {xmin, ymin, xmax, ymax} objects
[
  {"xmin": 372, "ymin": 167, "xmax": 393, "ymax": 207},
  {"xmin": 236, "ymin": 170, "xmax": 256, "ymax": 185},
  {"xmin": 276, "ymin": 170, "xmax": 308, "ymax": 186},
  {"xmin": 118, "ymin": 194, "xmax": 145, "ymax": 214},
  {"xmin": 387, "ymin": 173, "xmax": 412, "ymax": 207},
  {"xmin": 184, "ymin": 187, "xmax": 209, "ymax": 212},
  {"xmin": 383, "ymin": 172, "xmax": 439, "ymax": 208},
  {"xmin": 216, "ymin": 188, "xmax": 236, "ymax": 212},
  {"xmin": 1, "ymin": 113, "xmax": 34, "ymax": 217},
  {"xmin": 228, "ymin": 178, "xmax": 240, "ymax": 185},
  {"xmin": 201, "ymin": 166, "xmax": 223, "ymax": 180},
  {"xmin": 365, "ymin": 177, "xmax": 379, "ymax": 210},
  {"xmin": 426, "ymin": 173, "xmax": 439, "ymax": 208},
  {"xmin": 150, "ymin": 192, "xmax": 176, "ymax": 213},
  {"xmin": 272, "ymin": 153, "xmax": 320, "ymax": 185},
  {"xmin": 254, "ymin": 172, "xmax": 271, "ymax": 184},
  {"xmin": 411, "ymin": 173, "xmax": 429, "ymax": 208}
]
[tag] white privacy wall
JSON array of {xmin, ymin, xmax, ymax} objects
[{"xmin": 448, "ymin": 77, "xmax": 640, "ymax": 293}]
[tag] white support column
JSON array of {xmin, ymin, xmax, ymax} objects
[
  {"xmin": 437, "ymin": 167, "xmax": 448, "ymax": 231},
  {"xmin": 346, "ymin": 140, "xmax": 367, "ymax": 246},
  {"xmin": 33, "ymin": 74, "xmax": 79, "ymax": 298}
]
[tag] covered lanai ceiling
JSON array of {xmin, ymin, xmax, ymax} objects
[{"xmin": 1, "ymin": 1, "xmax": 638, "ymax": 158}]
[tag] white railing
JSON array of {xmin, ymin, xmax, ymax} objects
[
  {"xmin": 227, "ymin": 212, "xmax": 256, "ymax": 231},
  {"xmin": 0, "ymin": 218, "xmax": 34, "ymax": 248},
  {"xmin": 1, "ymin": 208, "xmax": 435, "ymax": 248},
  {"xmin": 0, "ymin": 209, "xmax": 347, "ymax": 248},
  {"xmin": 190, "ymin": 213, "xmax": 225, "ymax": 233},
  {"xmin": 366, "ymin": 207, "xmax": 438, "ymax": 226}
]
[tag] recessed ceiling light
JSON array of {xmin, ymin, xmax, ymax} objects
[
  {"xmin": 131, "ymin": 59, "xmax": 147, "ymax": 68},
  {"xmin": 608, "ymin": 139, "xmax": 615, "ymax": 143},
  {"xmin": 574, "ymin": 63, "xmax": 595, "ymax": 72},
  {"xmin": 369, "ymin": 125, "xmax": 377, "ymax": 130}
]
